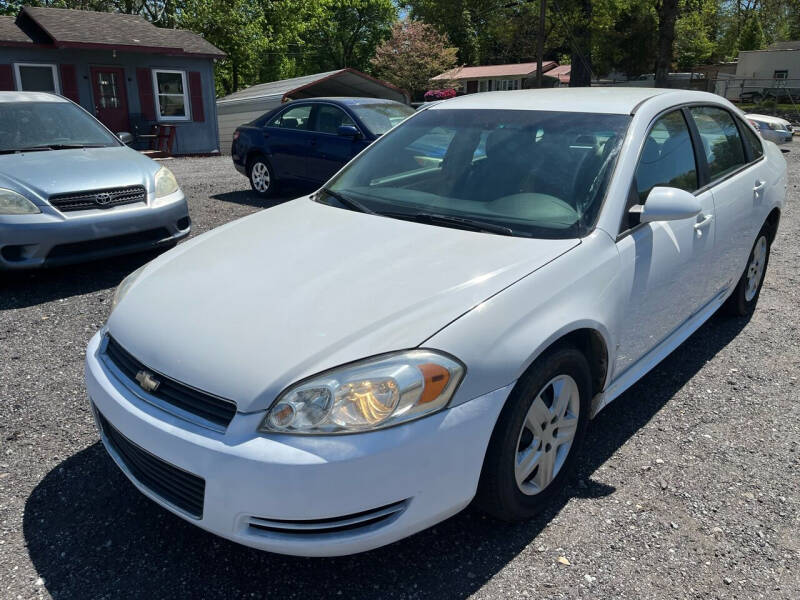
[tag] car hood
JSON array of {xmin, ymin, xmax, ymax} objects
[
  {"xmin": 0, "ymin": 146, "xmax": 158, "ymax": 203},
  {"xmin": 108, "ymin": 198, "xmax": 580, "ymax": 412}
]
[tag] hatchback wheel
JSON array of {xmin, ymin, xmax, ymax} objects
[
  {"xmin": 476, "ymin": 345, "xmax": 590, "ymax": 521},
  {"xmin": 723, "ymin": 226, "xmax": 771, "ymax": 316},
  {"xmin": 249, "ymin": 156, "xmax": 276, "ymax": 198}
]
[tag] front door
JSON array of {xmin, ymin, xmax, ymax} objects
[
  {"xmin": 308, "ymin": 104, "xmax": 368, "ymax": 182},
  {"xmin": 613, "ymin": 108, "xmax": 717, "ymax": 378},
  {"xmin": 90, "ymin": 67, "xmax": 129, "ymax": 133}
]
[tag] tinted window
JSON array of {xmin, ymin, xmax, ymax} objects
[
  {"xmin": 689, "ymin": 106, "xmax": 746, "ymax": 180},
  {"xmin": 271, "ymin": 105, "xmax": 312, "ymax": 130},
  {"xmin": 0, "ymin": 101, "xmax": 119, "ymax": 151},
  {"xmin": 740, "ymin": 119, "xmax": 764, "ymax": 160},
  {"xmin": 314, "ymin": 104, "xmax": 355, "ymax": 134},
  {"xmin": 325, "ymin": 109, "xmax": 630, "ymax": 239},
  {"xmin": 635, "ymin": 110, "xmax": 697, "ymax": 202}
]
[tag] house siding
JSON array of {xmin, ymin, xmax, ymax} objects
[{"xmin": 0, "ymin": 46, "xmax": 220, "ymax": 154}]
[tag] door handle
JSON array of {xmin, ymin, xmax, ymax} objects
[
  {"xmin": 753, "ymin": 179, "xmax": 767, "ymax": 192},
  {"xmin": 694, "ymin": 214, "xmax": 713, "ymax": 236}
]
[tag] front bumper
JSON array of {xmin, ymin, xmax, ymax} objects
[
  {"xmin": 84, "ymin": 331, "xmax": 509, "ymax": 556},
  {"xmin": 0, "ymin": 191, "xmax": 189, "ymax": 269}
]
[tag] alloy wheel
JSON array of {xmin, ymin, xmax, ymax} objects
[
  {"xmin": 251, "ymin": 162, "xmax": 271, "ymax": 193},
  {"xmin": 745, "ymin": 235, "xmax": 768, "ymax": 302},
  {"xmin": 514, "ymin": 374, "xmax": 581, "ymax": 495}
]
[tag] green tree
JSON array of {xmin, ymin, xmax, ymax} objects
[
  {"xmin": 675, "ymin": 11, "xmax": 714, "ymax": 68},
  {"xmin": 370, "ymin": 20, "xmax": 459, "ymax": 100},
  {"xmin": 739, "ymin": 13, "xmax": 766, "ymax": 51}
]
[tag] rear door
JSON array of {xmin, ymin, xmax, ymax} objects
[
  {"xmin": 262, "ymin": 103, "xmax": 314, "ymax": 180},
  {"xmin": 613, "ymin": 108, "xmax": 717, "ymax": 377},
  {"xmin": 686, "ymin": 106, "xmax": 766, "ymax": 295},
  {"xmin": 307, "ymin": 104, "xmax": 369, "ymax": 183}
]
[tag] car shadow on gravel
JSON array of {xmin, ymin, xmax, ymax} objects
[
  {"xmin": 0, "ymin": 251, "xmax": 163, "ymax": 311},
  {"xmin": 23, "ymin": 313, "xmax": 751, "ymax": 600},
  {"xmin": 209, "ymin": 189, "xmax": 294, "ymax": 209}
]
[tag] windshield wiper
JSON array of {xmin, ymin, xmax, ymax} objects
[
  {"xmin": 320, "ymin": 187, "xmax": 376, "ymax": 214},
  {"xmin": 0, "ymin": 143, "xmax": 106, "ymax": 154},
  {"xmin": 385, "ymin": 211, "xmax": 515, "ymax": 236}
]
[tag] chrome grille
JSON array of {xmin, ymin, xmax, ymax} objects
[{"xmin": 49, "ymin": 185, "xmax": 146, "ymax": 212}]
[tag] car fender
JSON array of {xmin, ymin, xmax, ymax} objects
[{"xmin": 425, "ymin": 229, "xmax": 623, "ymax": 408}]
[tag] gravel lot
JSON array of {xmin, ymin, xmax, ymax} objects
[{"xmin": 1, "ymin": 154, "xmax": 798, "ymax": 600}]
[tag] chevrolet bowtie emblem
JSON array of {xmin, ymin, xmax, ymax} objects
[{"xmin": 135, "ymin": 369, "xmax": 160, "ymax": 393}]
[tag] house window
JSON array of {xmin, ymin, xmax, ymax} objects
[
  {"xmin": 774, "ymin": 70, "xmax": 788, "ymax": 79},
  {"xmin": 152, "ymin": 69, "xmax": 190, "ymax": 121},
  {"xmin": 479, "ymin": 80, "xmax": 488, "ymax": 92},
  {"xmin": 14, "ymin": 63, "xmax": 59, "ymax": 93}
]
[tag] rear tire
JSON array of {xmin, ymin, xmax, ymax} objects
[
  {"xmin": 475, "ymin": 345, "xmax": 591, "ymax": 521},
  {"xmin": 248, "ymin": 155, "xmax": 277, "ymax": 198},
  {"xmin": 723, "ymin": 225, "xmax": 772, "ymax": 316}
]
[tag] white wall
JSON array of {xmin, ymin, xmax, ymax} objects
[{"xmin": 736, "ymin": 49, "xmax": 800, "ymax": 79}]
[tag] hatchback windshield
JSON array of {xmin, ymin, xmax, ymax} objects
[
  {"xmin": 324, "ymin": 109, "xmax": 631, "ymax": 238},
  {"xmin": 0, "ymin": 101, "xmax": 120, "ymax": 152},
  {"xmin": 349, "ymin": 102, "xmax": 416, "ymax": 135}
]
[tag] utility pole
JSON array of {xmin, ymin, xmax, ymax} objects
[{"xmin": 537, "ymin": 0, "xmax": 546, "ymax": 88}]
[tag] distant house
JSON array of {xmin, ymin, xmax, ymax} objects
[
  {"xmin": 431, "ymin": 61, "xmax": 559, "ymax": 93},
  {"xmin": 545, "ymin": 64, "xmax": 571, "ymax": 86},
  {"xmin": 736, "ymin": 41, "xmax": 800, "ymax": 80},
  {"xmin": 0, "ymin": 6, "xmax": 225, "ymax": 154},
  {"xmin": 216, "ymin": 68, "xmax": 409, "ymax": 153}
]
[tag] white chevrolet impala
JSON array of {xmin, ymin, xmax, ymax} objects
[{"xmin": 85, "ymin": 88, "xmax": 785, "ymax": 556}]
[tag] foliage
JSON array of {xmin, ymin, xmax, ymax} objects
[
  {"xmin": 371, "ymin": 20, "xmax": 459, "ymax": 100},
  {"xmin": 675, "ymin": 11, "xmax": 714, "ymax": 69}
]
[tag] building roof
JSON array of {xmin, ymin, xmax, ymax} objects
[
  {"xmin": 0, "ymin": 7, "xmax": 224, "ymax": 57},
  {"xmin": 428, "ymin": 87, "xmax": 673, "ymax": 115},
  {"xmin": 217, "ymin": 69, "xmax": 408, "ymax": 107},
  {"xmin": 765, "ymin": 40, "xmax": 800, "ymax": 51},
  {"xmin": 545, "ymin": 64, "xmax": 571, "ymax": 84},
  {"xmin": 432, "ymin": 61, "xmax": 558, "ymax": 81}
]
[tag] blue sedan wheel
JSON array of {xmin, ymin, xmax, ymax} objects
[{"xmin": 249, "ymin": 157, "xmax": 275, "ymax": 198}]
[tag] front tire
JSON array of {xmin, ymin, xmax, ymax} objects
[
  {"xmin": 476, "ymin": 345, "xmax": 591, "ymax": 521},
  {"xmin": 723, "ymin": 226, "xmax": 772, "ymax": 316},
  {"xmin": 248, "ymin": 155, "xmax": 276, "ymax": 198}
]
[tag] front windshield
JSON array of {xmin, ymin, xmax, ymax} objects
[
  {"xmin": 349, "ymin": 102, "xmax": 416, "ymax": 135},
  {"xmin": 325, "ymin": 108, "xmax": 630, "ymax": 238},
  {"xmin": 0, "ymin": 101, "xmax": 120, "ymax": 152}
]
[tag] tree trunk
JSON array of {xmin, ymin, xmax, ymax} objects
[
  {"xmin": 655, "ymin": 0, "xmax": 679, "ymax": 88},
  {"xmin": 569, "ymin": 0, "xmax": 592, "ymax": 87}
]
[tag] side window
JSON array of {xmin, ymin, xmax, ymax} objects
[
  {"xmin": 740, "ymin": 118, "xmax": 764, "ymax": 160},
  {"xmin": 688, "ymin": 106, "xmax": 746, "ymax": 181},
  {"xmin": 314, "ymin": 104, "xmax": 356, "ymax": 134},
  {"xmin": 270, "ymin": 105, "xmax": 312, "ymax": 130},
  {"xmin": 634, "ymin": 110, "xmax": 698, "ymax": 202}
]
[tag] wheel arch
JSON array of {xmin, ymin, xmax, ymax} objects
[
  {"xmin": 764, "ymin": 207, "xmax": 781, "ymax": 243},
  {"xmin": 246, "ymin": 150, "xmax": 272, "ymax": 174}
]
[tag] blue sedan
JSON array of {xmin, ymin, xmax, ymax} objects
[{"xmin": 231, "ymin": 97, "xmax": 415, "ymax": 197}]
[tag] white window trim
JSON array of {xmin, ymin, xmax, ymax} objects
[
  {"xmin": 13, "ymin": 63, "xmax": 60, "ymax": 94},
  {"xmin": 151, "ymin": 69, "xmax": 191, "ymax": 122}
]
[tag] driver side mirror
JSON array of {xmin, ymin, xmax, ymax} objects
[
  {"xmin": 337, "ymin": 125, "xmax": 362, "ymax": 139},
  {"xmin": 630, "ymin": 186, "xmax": 702, "ymax": 224},
  {"xmin": 117, "ymin": 132, "xmax": 134, "ymax": 145}
]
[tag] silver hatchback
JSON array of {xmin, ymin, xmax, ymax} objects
[{"xmin": 0, "ymin": 92, "xmax": 189, "ymax": 269}]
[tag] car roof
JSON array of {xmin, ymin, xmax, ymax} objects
[
  {"xmin": 0, "ymin": 91, "xmax": 68, "ymax": 103},
  {"xmin": 427, "ymin": 87, "xmax": 723, "ymax": 115},
  {"xmin": 745, "ymin": 113, "xmax": 788, "ymax": 124}
]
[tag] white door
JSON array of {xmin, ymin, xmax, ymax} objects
[
  {"xmin": 686, "ymin": 106, "xmax": 768, "ymax": 294},
  {"xmin": 613, "ymin": 109, "xmax": 716, "ymax": 377}
]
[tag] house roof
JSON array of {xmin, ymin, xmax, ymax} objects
[
  {"xmin": 545, "ymin": 64, "xmax": 571, "ymax": 83},
  {"xmin": 432, "ymin": 61, "xmax": 558, "ymax": 81},
  {"xmin": 765, "ymin": 40, "xmax": 800, "ymax": 51},
  {"xmin": 217, "ymin": 68, "xmax": 408, "ymax": 107},
  {"xmin": 0, "ymin": 7, "xmax": 224, "ymax": 57}
]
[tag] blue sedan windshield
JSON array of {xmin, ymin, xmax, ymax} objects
[
  {"xmin": 0, "ymin": 101, "xmax": 119, "ymax": 152},
  {"xmin": 325, "ymin": 109, "xmax": 631, "ymax": 238}
]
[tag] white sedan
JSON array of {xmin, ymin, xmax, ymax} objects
[
  {"xmin": 745, "ymin": 113, "xmax": 794, "ymax": 145},
  {"xmin": 85, "ymin": 88, "xmax": 785, "ymax": 556}
]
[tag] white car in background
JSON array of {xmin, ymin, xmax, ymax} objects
[
  {"xmin": 86, "ymin": 88, "xmax": 785, "ymax": 556},
  {"xmin": 746, "ymin": 113, "xmax": 794, "ymax": 144}
]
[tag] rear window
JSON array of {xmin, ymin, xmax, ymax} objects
[{"xmin": 349, "ymin": 103, "xmax": 415, "ymax": 136}]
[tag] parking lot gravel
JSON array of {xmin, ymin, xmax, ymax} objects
[{"xmin": 1, "ymin": 154, "xmax": 798, "ymax": 600}]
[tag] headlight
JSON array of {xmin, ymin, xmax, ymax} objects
[
  {"xmin": 154, "ymin": 166, "xmax": 179, "ymax": 198},
  {"xmin": 0, "ymin": 188, "xmax": 40, "ymax": 214},
  {"xmin": 112, "ymin": 264, "xmax": 147, "ymax": 310},
  {"xmin": 260, "ymin": 350, "xmax": 465, "ymax": 434}
]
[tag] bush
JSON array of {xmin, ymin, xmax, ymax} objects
[{"xmin": 424, "ymin": 89, "xmax": 457, "ymax": 101}]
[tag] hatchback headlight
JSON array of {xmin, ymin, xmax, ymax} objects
[
  {"xmin": 0, "ymin": 188, "xmax": 40, "ymax": 214},
  {"xmin": 260, "ymin": 351, "xmax": 465, "ymax": 434},
  {"xmin": 154, "ymin": 166, "xmax": 179, "ymax": 198}
]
